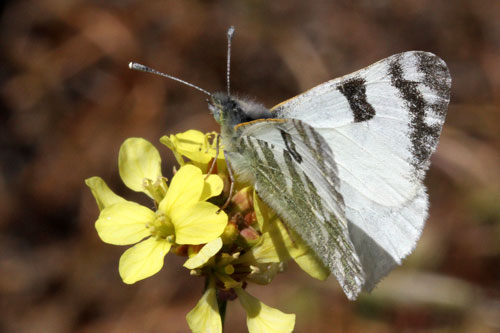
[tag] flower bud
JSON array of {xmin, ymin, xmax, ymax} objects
[
  {"xmin": 244, "ymin": 211, "xmax": 257, "ymax": 226},
  {"xmin": 231, "ymin": 187, "xmax": 253, "ymax": 212},
  {"xmin": 238, "ymin": 227, "xmax": 260, "ymax": 247},
  {"xmin": 220, "ymin": 221, "xmax": 239, "ymax": 245}
]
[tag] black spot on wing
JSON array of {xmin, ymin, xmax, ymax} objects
[
  {"xmin": 337, "ymin": 77, "xmax": 376, "ymax": 122},
  {"xmin": 388, "ymin": 56, "xmax": 441, "ymax": 172},
  {"xmin": 280, "ymin": 129, "xmax": 303, "ymax": 163}
]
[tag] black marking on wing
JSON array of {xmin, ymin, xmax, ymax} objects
[
  {"xmin": 280, "ymin": 129, "xmax": 303, "ymax": 163},
  {"xmin": 416, "ymin": 52, "xmax": 451, "ymax": 118},
  {"xmin": 388, "ymin": 56, "xmax": 442, "ymax": 171},
  {"xmin": 417, "ymin": 52, "xmax": 450, "ymax": 101},
  {"xmin": 337, "ymin": 77, "xmax": 376, "ymax": 122}
]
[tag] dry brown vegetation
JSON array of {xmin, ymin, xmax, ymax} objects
[{"xmin": 1, "ymin": 0, "xmax": 499, "ymax": 332}]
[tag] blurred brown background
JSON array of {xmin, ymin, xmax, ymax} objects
[{"xmin": 1, "ymin": 0, "xmax": 499, "ymax": 332}]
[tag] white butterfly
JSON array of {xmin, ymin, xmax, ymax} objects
[{"xmin": 130, "ymin": 27, "xmax": 451, "ymax": 300}]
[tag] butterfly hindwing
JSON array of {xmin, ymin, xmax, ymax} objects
[
  {"xmin": 269, "ymin": 51, "xmax": 451, "ymax": 291},
  {"xmin": 226, "ymin": 118, "xmax": 365, "ymax": 299}
]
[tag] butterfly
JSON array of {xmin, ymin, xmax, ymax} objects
[{"xmin": 130, "ymin": 27, "xmax": 451, "ymax": 300}]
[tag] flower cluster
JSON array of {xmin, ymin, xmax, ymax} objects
[{"xmin": 86, "ymin": 130, "xmax": 330, "ymax": 332}]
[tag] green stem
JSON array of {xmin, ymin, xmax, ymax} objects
[{"xmin": 218, "ymin": 298, "xmax": 227, "ymax": 331}]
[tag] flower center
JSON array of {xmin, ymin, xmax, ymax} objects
[{"xmin": 146, "ymin": 212, "xmax": 175, "ymax": 241}]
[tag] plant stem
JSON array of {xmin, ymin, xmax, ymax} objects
[{"xmin": 218, "ymin": 298, "xmax": 227, "ymax": 331}]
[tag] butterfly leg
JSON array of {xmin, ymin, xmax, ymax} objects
[
  {"xmin": 217, "ymin": 150, "xmax": 234, "ymax": 213},
  {"xmin": 205, "ymin": 134, "xmax": 220, "ymax": 179}
]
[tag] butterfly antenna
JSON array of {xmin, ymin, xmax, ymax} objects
[
  {"xmin": 128, "ymin": 62, "xmax": 212, "ymax": 96},
  {"xmin": 226, "ymin": 26, "xmax": 235, "ymax": 96}
]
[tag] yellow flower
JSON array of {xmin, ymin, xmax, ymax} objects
[
  {"xmin": 160, "ymin": 130, "xmax": 226, "ymax": 173},
  {"xmin": 86, "ymin": 138, "xmax": 228, "ymax": 284},
  {"xmin": 87, "ymin": 133, "xmax": 311, "ymax": 332}
]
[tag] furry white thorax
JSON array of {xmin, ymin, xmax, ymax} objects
[{"xmin": 209, "ymin": 93, "xmax": 273, "ymax": 130}]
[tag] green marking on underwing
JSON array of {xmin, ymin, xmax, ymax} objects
[
  {"xmin": 256, "ymin": 140, "xmax": 287, "ymax": 191},
  {"xmin": 308, "ymin": 127, "xmax": 331, "ymax": 178},
  {"xmin": 252, "ymin": 155, "xmax": 362, "ymax": 291},
  {"xmin": 284, "ymin": 151, "xmax": 326, "ymax": 220},
  {"xmin": 283, "ymin": 150, "xmax": 308, "ymax": 201},
  {"xmin": 294, "ymin": 120, "xmax": 311, "ymax": 148},
  {"xmin": 233, "ymin": 120, "xmax": 364, "ymax": 298}
]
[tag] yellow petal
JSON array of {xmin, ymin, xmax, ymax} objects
[
  {"xmin": 171, "ymin": 202, "xmax": 228, "ymax": 245},
  {"xmin": 119, "ymin": 138, "xmax": 162, "ymax": 196},
  {"xmin": 119, "ymin": 237, "xmax": 171, "ymax": 284},
  {"xmin": 236, "ymin": 288, "xmax": 295, "ymax": 333},
  {"xmin": 159, "ymin": 164, "xmax": 204, "ymax": 214},
  {"xmin": 199, "ymin": 174, "xmax": 224, "ymax": 202},
  {"xmin": 294, "ymin": 252, "xmax": 330, "ymax": 281},
  {"xmin": 236, "ymin": 231, "xmax": 291, "ymax": 265},
  {"xmin": 186, "ymin": 283, "xmax": 222, "ymax": 333},
  {"xmin": 254, "ymin": 191, "xmax": 322, "ymax": 276},
  {"xmin": 253, "ymin": 190, "xmax": 275, "ymax": 233},
  {"xmin": 278, "ymin": 223, "xmax": 330, "ymax": 280},
  {"xmin": 85, "ymin": 176, "xmax": 126, "ymax": 210},
  {"xmin": 95, "ymin": 202, "xmax": 153, "ymax": 245},
  {"xmin": 161, "ymin": 130, "xmax": 219, "ymax": 164},
  {"xmin": 184, "ymin": 238, "xmax": 223, "ymax": 269},
  {"xmin": 159, "ymin": 135, "xmax": 185, "ymax": 166}
]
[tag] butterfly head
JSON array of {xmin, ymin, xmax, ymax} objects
[{"xmin": 208, "ymin": 92, "xmax": 231, "ymax": 125}]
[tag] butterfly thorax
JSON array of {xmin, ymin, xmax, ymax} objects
[{"xmin": 209, "ymin": 92, "xmax": 274, "ymax": 144}]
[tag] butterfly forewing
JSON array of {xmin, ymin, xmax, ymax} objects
[
  {"xmin": 267, "ymin": 51, "xmax": 451, "ymax": 292},
  {"xmin": 272, "ymin": 51, "xmax": 450, "ymax": 189},
  {"xmin": 226, "ymin": 119, "xmax": 365, "ymax": 299}
]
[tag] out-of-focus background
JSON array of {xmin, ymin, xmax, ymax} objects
[{"xmin": 1, "ymin": 0, "xmax": 499, "ymax": 332}]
